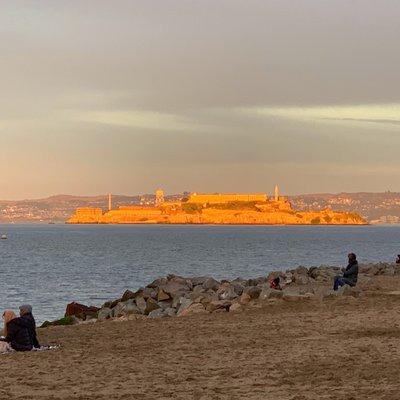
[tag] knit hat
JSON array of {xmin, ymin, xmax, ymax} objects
[{"xmin": 19, "ymin": 304, "xmax": 33, "ymax": 314}]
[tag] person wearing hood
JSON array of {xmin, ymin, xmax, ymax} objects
[
  {"xmin": 2, "ymin": 309, "xmax": 33, "ymax": 351},
  {"xmin": 333, "ymin": 253, "xmax": 359, "ymax": 291},
  {"xmin": 19, "ymin": 304, "xmax": 40, "ymax": 349}
]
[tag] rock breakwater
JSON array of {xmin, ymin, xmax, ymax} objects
[{"xmin": 48, "ymin": 262, "xmax": 400, "ymax": 327}]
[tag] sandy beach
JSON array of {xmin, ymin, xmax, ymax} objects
[{"xmin": 2, "ymin": 275, "xmax": 400, "ymax": 400}]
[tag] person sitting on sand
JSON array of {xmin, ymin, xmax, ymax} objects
[
  {"xmin": 396, "ymin": 255, "xmax": 400, "ymax": 264},
  {"xmin": 19, "ymin": 304, "xmax": 40, "ymax": 349},
  {"xmin": 2, "ymin": 310, "xmax": 33, "ymax": 352},
  {"xmin": 333, "ymin": 253, "xmax": 359, "ymax": 291},
  {"xmin": 0, "ymin": 311, "xmax": 15, "ymax": 352}
]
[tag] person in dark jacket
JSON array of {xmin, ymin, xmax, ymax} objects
[
  {"xmin": 19, "ymin": 304, "xmax": 40, "ymax": 349},
  {"xmin": 396, "ymin": 255, "xmax": 400, "ymax": 264},
  {"xmin": 4, "ymin": 311, "xmax": 33, "ymax": 352},
  {"xmin": 333, "ymin": 253, "xmax": 359, "ymax": 291}
]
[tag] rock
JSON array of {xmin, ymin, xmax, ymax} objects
[
  {"xmin": 121, "ymin": 290, "xmax": 136, "ymax": 302},
  {"xmin": 259, "ymin": 287, "xmax": 283, "ymax": 300},
  {"xmin": 164, "ymin": 307, "xmax": 177, "ymax": 317},
  {"xmin": 142, "ymin": 287, "xmax": 157, "ymax": 300},
  {"xmin": 171, "ymin": 295, "xmax": 182, "ymax": 309},
  {"xmin": 202, "ymin": 277, "xmax": 220, "ymax": 291},
  {"xmin": 230, "ymin": 277, "xmax": 248, "ymax": 287},
  {"xmin": 206, "ymin": 300, "xmax": 231, "ymax": 313},
  {"xmin": 243, "ymin": 286, "xmax": 262, "ymax": 299},
  {"xmin": 97, "ymin": 308, "xmax": 112, "ymax": 321},
  {"xmin": 178, "ymin": 303, "xmax": 207, "ymax": 317},
  {"xmin": 124, "ymin": 301, "xmax": 140, "ymax": 315},
  {"xmin": 65, "ymin": 302, "xmax": 100, "ymax": 320},
  {"xmin": 158, "ymin": 300, "xmax": 173, "ymax": 310},
  {"xmin": 163, "ymin": 280, "xmax": 190, "ymax": 298},
  {"xmin": 229, "ymin": 302, "xmax": 242, "ymax": 312},
  {"xmin": 239, "ymin": 293, "xmax": 251, "ymax": 305},
  {"xmin": 41, "ymin": 316, "xmax": 77, "ymax": 328},
  {"xmin": 157, "ymin": 289, "xmax": 170, "ymax": 302},
  {"xmin": 148, "ymin": 309, "xmax": 166, "ymax": 318},
  {"xmin": 135, "ymin": 296, "xmax": 147, "ymax": 314},
  {"xmin": 341, "ymin": 285, "xmax": 362, "ymax": 298},
  {"xmin": 191, "ymin": 276, "xmax": 209, "ymax": 286},
  {"xmin": 294, "ymin": 266, "xmax": 309, "ymax": 275},
  {"xmin": 192, "ymin": 285, "xmax": 206, "ymax": 295},
  {"xmin": 111, "ymin": 302, "xmax": 126, "ymax": 318},
  {"xmin": 217, "ymin": 283, "xmax": 238, "ymax": 301},
  {"xmin": 177, "ymin": 298, "xmax": 193, "ymax": 316},
  {"xmin": 282, "ymin": 293, "xmax": 312, "ymax": 302},
  {"xmin": 145, "ymin": 298, "xmax": 161, "ymax": 315},
  {"xmin": 232, "ymin": 283, "xmax": 245, "ymax": 296},
  {"xmin": 293, "ymin": 272, "xmax": 310, "ymax": 285},
  {"xmin": 103, "ymin": 298, "xmax": 120, "ymax": 309},
  {"xmin": 147, "ymin": 277, "xmax": 168, "ymax": 289},
  {"xmin": 247, "ymin": 277, "xmax": 267, "ymax": 286}
]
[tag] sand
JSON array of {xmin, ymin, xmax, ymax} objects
[{"xmin": 1, "ymin": 285, "xmax": 400, "ymax": 399}]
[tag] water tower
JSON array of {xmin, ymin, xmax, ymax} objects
[{"xmin": 155, "ymin": 189, "xmax": 165, "ymax": 205}]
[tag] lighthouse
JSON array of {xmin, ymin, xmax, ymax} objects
[{"xmin": 274, "ymin": 185, "xmax": 279, "ymax": 202}]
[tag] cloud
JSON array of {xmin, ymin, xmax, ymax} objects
[
  {"xmin": 240, "ymin": 104, "xmax": 400, "ymax": 129},
  {"xmin": 79, "ymin": 110, "xmax": 201, "ymax": 132}
]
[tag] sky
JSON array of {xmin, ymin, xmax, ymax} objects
[{"xmin": 1, "ymin": 0, "xmax": 400, "ymax": 199}]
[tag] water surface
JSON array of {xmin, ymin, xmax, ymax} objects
[{"xmin": 1, "ymin": 224, "xmax": 399, "ymax": 323}]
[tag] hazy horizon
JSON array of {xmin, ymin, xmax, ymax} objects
[{"xmin": 1, "ymin": 1, "xmax": 400, "ymax": 199}]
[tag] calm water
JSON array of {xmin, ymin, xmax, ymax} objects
[{"xmin": 1, "ymin": 224, "xmax": 400, "ymax": 323}]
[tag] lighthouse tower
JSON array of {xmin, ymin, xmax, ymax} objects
[
  {"xmin": 274, "ymin": 185, "xmax": 279, "ymax": 202},
  {"xmin": 108, "ymin": 194, "xmax": 112, "ymax": 211}
]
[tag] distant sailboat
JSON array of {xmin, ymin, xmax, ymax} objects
[{"xmin": 1, "ymin": 234, "xmax": 7, "ymax": 240}]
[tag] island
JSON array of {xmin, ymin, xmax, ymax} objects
[{"xmin": 67, "ymin": 187, "xmax": 367, "ymax": 225}]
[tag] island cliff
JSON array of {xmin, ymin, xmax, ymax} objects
[{"xmin": 67, "ymin": 189, "xmax": 367, "ymax": 225}]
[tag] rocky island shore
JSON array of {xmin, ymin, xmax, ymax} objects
[{"xmin": 67, "ymin": 189, "xmax": 367, "ymax": 225}]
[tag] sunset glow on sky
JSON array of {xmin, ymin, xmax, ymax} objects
[{"xmin": 1, "ymin": 1, "xmax": 400, "ymax": 199}]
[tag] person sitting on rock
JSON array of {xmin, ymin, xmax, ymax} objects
[
  {"xmin": 333, "ymin": 253, "xmax": 359, "ymax": 291},
  {"xmin": 269, "ymin": 276, "xmax": 282, "ymax": 290},
  {"xmin": 2, "ymin": 310, "xmax": 33, "ymax": 351},
  {"xmin": 396, "ymin": 255, "xmax": 400, "ymax": 264},
  {"xmin": 19, "ymin": 304, "xmax": 40, "ymax": 349}
]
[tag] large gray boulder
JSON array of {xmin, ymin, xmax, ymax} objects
[
  {"xmin": 243, "ymin": 286, "xmax": 262, "ymax": 299},
  {"xmin": 121, "ymin": 290, "xmax": 136, "ymax": 302},
  {"xmin": 178, "ymin": 303, "xmax": 207, "ymax": 317},
  {"xmin": 148, "ymin": 309, "xmax": 166, "ymax": 318},
  {"xmin": 202, "ymin": 277, "xmax": 220, "ymax": 291},
  {"xmin": 217, "ymin": 283, "xmax": 238, "ymax": 301},
  {"xmin": 111, "ymin": 302, "xmax": 126, "ymax": 318},
  {"xmin": 123, "ymin": 300, "xmax": 140, "ymax": 315},
  {"xmin": 259, "ymin": 287, "xmax": 283, "ymax": 300},
  {"xmin": 147, "ymin": 277, "xmax": 168, "ymax": 289},
  {"xmin": 97, "ymin": 307, "xmax": 112, "ymax": 321},
  {"xmin": 164, "ymin": 307, "xmax": 177, "ymax": 317},
  {"xmin": 135, "ymin": 296, "xmax": 147, "ymax": 314},
  {"xmin": 145, "ymin": 298, "xmax": 161, "ymax": 315},
  {"xmin": 206, "ymin": 300, "xmax": 231, "ymax": 313},
  {"xmin": 191, "ymin": 276, "xmax": 209, "ymax": 286},
  {"xmin": 177, "ymin": 298, "xmax": 193, "ymax": 316},
  {"xmin": 163, "ymin": 279, "xmax": 191, "ymax": 298}
]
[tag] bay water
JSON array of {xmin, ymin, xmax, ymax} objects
[{"xmin": 1, "ymin": 224, "xmax": 400, "ymax": 323}]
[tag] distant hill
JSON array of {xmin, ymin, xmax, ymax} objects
[
  {"xmin": 1, "ymin": 192, "xmax": 400, "ymax": 223},
  {"xmin": 290, "ymin": 192, "xmax": 400, "ymax": 223}
]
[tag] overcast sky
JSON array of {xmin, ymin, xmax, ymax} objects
[{"xmin": 1, "ymin": 0, "xmax": 400, "ymax": 199}]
